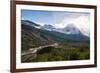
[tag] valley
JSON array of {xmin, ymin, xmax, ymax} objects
[{"xmin": 21, "ymin": 20, "xmax": 90, "ymax": 63}]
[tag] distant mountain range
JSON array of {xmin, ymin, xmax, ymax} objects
[
  {"xmin": 22, "ymin": 20, "xmax": 90, "ymax": 36},
  {"xmin": 21, "ymin": 20, "xmax": 90, "ymax": 50}
]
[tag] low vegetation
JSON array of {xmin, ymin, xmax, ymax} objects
[{"xmin": 32, "ymin": 45, "xmax": 90, "ymax": 62}]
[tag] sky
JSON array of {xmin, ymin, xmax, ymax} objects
[
  {"xmin": 21, "ymin": 9, "xmax": 90, "ymax": 32},
  {"xmin": 21, "ymin": 10, "xmax": 54, "ymax": 26}
]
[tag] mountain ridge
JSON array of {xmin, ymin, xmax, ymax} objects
[{"xmin": 21, "ymin": 20, "xmax": 90, "ymax": 50}]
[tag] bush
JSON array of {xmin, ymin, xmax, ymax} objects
[{"xmin": 32, "ymin": 46, "xmax": 90, "ymax": 62}]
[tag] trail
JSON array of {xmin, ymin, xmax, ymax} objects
[{"xmin": 21, "ymin": 43, "xmax": 58, "ymax": 62}]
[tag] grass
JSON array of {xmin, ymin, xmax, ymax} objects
[{"xmin": 32, "ymin": 46, "xmax": 90, "ymax": 62}]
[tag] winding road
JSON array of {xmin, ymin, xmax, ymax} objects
[{"xmin": 21, "ymin": 43, "xmax": 58, "ymax": 62}]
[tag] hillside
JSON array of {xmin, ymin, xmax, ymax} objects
[
  {"xmin": 21, "ymin": 20, "xmax": 89, "ymax": 50},
  {"xmin": 21, "ymin": 20, "xmax": 90, "ymax": 62}
]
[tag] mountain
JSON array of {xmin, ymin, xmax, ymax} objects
[
  {"xmin": 21, "ymin": 20, "xmax": 89, "ymax": 50},
  {"xmin": 56, "ymin": 24, "xmax": 81, "ymax": 35},
  {"xmin": 21, "ymin": 21, "xmax": 54, "ymax": 50},
  {"xmin": 41, "ymin": 23, "xmax": 89, "ymax": 37},
  {"xmin": 62, "ymin": 24, "xmax": 81, "ymax": 34},
  {"xmin": 42, "ymin": 24, "xmax": 56, "ymax": 31},
  {"xmin": 22, "ymin": 20, "xmax": 39, "ymax": 26}
]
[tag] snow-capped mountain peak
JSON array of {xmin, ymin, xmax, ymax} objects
[
  {"xmin": 42, "ymin": 24, "xmax": 56, "ymax": 31},
  {"xmin": 22, "ymin": 20, "xmax": 89, "ymax": 37},
  {"xmin": 62, "ymin": 24, "xmax": 81, "ymax": 34}
]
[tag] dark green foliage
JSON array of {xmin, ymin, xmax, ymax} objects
[
  {"xmin": 32, "ymin": 46, "xmax": 90, "ymax": 62},
  {"xmin": 34, "ymin": 54, "xmax": 49, "ymax": 62},
  {"xmin": 49, "ymin": 55, "xmax": 63, "ymax": 61},
  {"xmin": 37, "ymin": 46, "xmax": 54, "ymax": 54}
]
